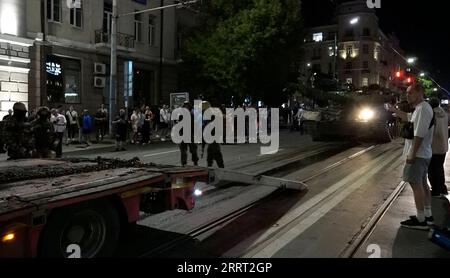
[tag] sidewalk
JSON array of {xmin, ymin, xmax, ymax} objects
[{"xmin": 354, "ymin": 155, "xmax": 450, "ymax": 258}]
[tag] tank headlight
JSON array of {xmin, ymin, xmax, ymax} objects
[{"xmin": 358, "ymin": 108, "xmax": 375, "ymax": 122}]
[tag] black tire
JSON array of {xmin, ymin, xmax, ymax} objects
[{"xmin": 39, "ymin": 199, "xmax": 120, "ymax": 258}]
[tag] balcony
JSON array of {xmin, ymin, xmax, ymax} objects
[{"xmin": 95, "ymin": 30, "xmax": 135, "ymax": 50}]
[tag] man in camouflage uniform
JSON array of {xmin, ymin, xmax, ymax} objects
[
  {"xmin": 31, "ymin": 107, "xmax": 58, "ymax": 159},
  {"xmin": 2, "ymin": 102, "xmax": 35, "ymax": 160}
]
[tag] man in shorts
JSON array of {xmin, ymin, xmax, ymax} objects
[{"xmin": 389, "ymin": 83, "xmax": 435, "ymax": 230}]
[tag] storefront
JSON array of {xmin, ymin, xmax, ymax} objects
[{"xmin": 45, "ymin": 54, "xmax": 81, "ymax": 106}]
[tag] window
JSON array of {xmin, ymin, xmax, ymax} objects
[
  {"xmin": 47, "ymin": 0, "xmax": 61, "ymax": 22},
  {"xmin": 363, "ymin": 28, "xmax": 371, "ymax": 37},
  {"xmin": 103, "ymin": 1, "xmax": 112, "ymax": 34},
  {"xmin": 135, "ymin": 12, "xmax": 143, "ymax": 42},
  {"xmin": 313, "ymin": 33, "xmax": 323, "ymax": 42},
  {"xmin": 363, "ymin": 61, "xmax": 369, "ymax": 69},
  {"xmin": 363, "ymin": 44, "xmax": 369, "ymax": 54},
  {"xmin": 362, "ymin": 77, "xmax": 369, "ymax": 87},
  {"xmin": 46, "ymin": 56, "xmax": 81, "ymax": 104},
  {"xmin": 70, "ymin": 2, "xmax": 83, "ymax": 28},
  {"xmin": 328, "ymin": 46, "xmax": 335, "ymax": 57},
  {"xmin": 347, "ymin": 46, "xmax": 353, "ymax": 57},
  {"xmin": 148, "ymin": 16, "xmax": 156, "ymax": 46}
]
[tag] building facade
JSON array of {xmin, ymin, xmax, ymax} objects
[
  {"xmin": 0, "ymin": 0, "xmax": 193, "ymax": 119},
  {"xmin": 0, "ymin": 0, "xmax": 34, "ymax": 119},
  {"xmin": 299, "ymin": 1, "xmax": 407, "ymax": 91}
]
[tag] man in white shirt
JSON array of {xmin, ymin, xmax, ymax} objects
[
  {"xmin": 389, "ymin": 83, "xmax": 434, "ymax": 230},
  {"xmin": 428, "ymin": 98, "xmax": 449, "ymax": 196},
  {"xmin": 51, "ymin": 108, "xmax": 67, "ymax": 158},
  {"xmin": 160, "ymin": 105, "xmax": 171, "ymax": 141}
]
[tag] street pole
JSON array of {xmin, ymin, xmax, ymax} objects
[
  {"xmin": 159, "ymin": 0, "xmax": 164, "ymax": 105},
  {"xmin": 333, "ymin": 32, "xmax": 337, "ymax": 82},
  {"xmin": 109, "ymin": 0, "xmax": 118, "ymax": 135}
]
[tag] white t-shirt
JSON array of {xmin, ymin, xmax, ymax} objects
[{"xmin": 403, "ymin": 101, "xmax": 434, "ymax": 159}]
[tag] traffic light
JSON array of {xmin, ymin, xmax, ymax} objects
[{"xmin": 404, "ymin": 76, "xmax": 414, "ymax": 85}]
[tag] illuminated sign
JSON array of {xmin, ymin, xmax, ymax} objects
[{"xmin": 46, "ymin": 62, "xmax": 62, "ymax": 76}]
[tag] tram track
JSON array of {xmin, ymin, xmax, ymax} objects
[{"xmin": 138, "ymin": 143, "xmax": 384, "ymax": 257}]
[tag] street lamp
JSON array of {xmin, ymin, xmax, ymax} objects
[
  {"xmin": 407, "ymin": 57, "xmax": 417, "ymax": 64},
  {"xmin": 420, "ymin": 72, "xmax": 426, "ymax": 77},
  {"xmin": 350, "ymin": 17, "xmax": 359, "ymax": 25}
]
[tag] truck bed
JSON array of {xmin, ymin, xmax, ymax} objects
[{"xmin": 0, "ymin": 159, "xmax": 206, "ymax": 220}]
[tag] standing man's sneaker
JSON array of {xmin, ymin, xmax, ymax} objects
[
  {"xmin": 401, "ymin": 217, "xmax": 429, "ymax": 230},
  {"xmin": 409, "ymin": 215, "xmax": 434, "ymax": 226}
]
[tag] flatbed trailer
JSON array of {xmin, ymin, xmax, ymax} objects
[
  {"xmin": 0, "ymin": 158, "xmax": 209, "ymax": 258},
  {"xmin": 0, "ymin": 157, "xmax": 307, "ymax": 258}
]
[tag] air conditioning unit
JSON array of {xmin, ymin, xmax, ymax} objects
[
  {"xmin": 94, "ymin": 63, "xmax": 106, "ymax": 75},
  {"xmin": 94, "ymin": 77, "xmax": 106, "ymax": 88}
]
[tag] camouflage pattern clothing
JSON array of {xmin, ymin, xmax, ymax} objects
[
  {"xmin": 32, "ymin": 117, "xmax": 58, "ymax": 159},
  {"xmin": 2, "ymin": 117, "xmax": 35, "ymax": 160}
]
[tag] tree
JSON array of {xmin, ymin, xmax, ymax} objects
[
  {"xmin": 179, "ymin": 0, "xmax": 303, "ymax": 106},
  {"xmin": 418, "ymin": 76, "xmax": 438, "ymax": 98}
]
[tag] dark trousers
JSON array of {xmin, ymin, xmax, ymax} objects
[
  {"xmin": 56, "ymin": 132, "xmax": 64, "ymax": 158},
  {"xmin": 428, "ymin": 154, "xmax": 448, "ymax": 196},
  {"xmin": 68, "ymin": 124, "xmax": 78, "ymax": 140},
  {"xmin": 180, "ymin": 143, "xmax": 199, "ymax": 166},
  {"xmin": 207, "ymin": 143, "xmax": 224, "ymax": 168}
]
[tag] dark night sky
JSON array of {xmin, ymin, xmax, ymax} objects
[{"xmin": 301, "ymin": 0, "xmax": 450, "ymax": 90}]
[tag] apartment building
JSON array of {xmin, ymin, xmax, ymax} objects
[{"xmin": 299, "ymin": 1, "xmax": 407, "ymax": 91}]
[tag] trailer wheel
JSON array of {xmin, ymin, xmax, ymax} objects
[{"xmin": 39, "ymin": 199, "xmax": 120, "ymax": 258}]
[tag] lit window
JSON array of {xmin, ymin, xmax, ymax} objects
[
  {"xmin": 313, "ymin": 33, "xmax": 323, "ymax": 42},
  {"xmin": 362, "ymin": 77, "xmax": 369, "ymax": 87},
  {"xmin": 47, "ymin": 0, "xmax": 61, "ymax": 22},
  {"xmin": 328, "ymin": 46, "xmax": 336, "ymax": 57}
]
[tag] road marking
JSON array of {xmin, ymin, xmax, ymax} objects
[
  {"xmin": 143, "ymin": 150, "xmax": 179, "ymax": 157},
  {"xmin": 242, "ymin": 149, "xmax": 401, "ymax": 258}
]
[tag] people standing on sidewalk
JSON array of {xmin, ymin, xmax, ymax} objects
[
  {"xmin": 388, "ymin": 83, "xmax": 435, "ymax": 230},
  {"xmin": 160, "ymin": 105, "xmax": 171, "ymax": 141},
  {"xmin": 81, "ymin": 110, "xmax": 93, "ymax": 147},
  {"xmin": 130, "ymin": 108, "xmax": 142, "ymax": 144},
  {"xmin": 428, "ymin": 98, "xmax": 449, "ymax": 196},
  {"xmin": 66, "ymin": 106, "xmax": 79, "ymax": 145},
  {"xmin": 113, "ymin": 109, "xmax": 127, "ymax": 152},
  {"xmin": 94, "ymin": 105, "xmax": 108, "ymax": 142},
  {"xmin": 50, "ymin": 108, "xmax": 67, "ymax": 158},
  {"xmin": 141, "ymin": 106, "xmax": 153, "ymax": 146}
]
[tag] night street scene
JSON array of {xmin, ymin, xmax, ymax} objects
[{"xmin": 1, "ymin": 0, "xmax": 450, "ymax": 268}]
